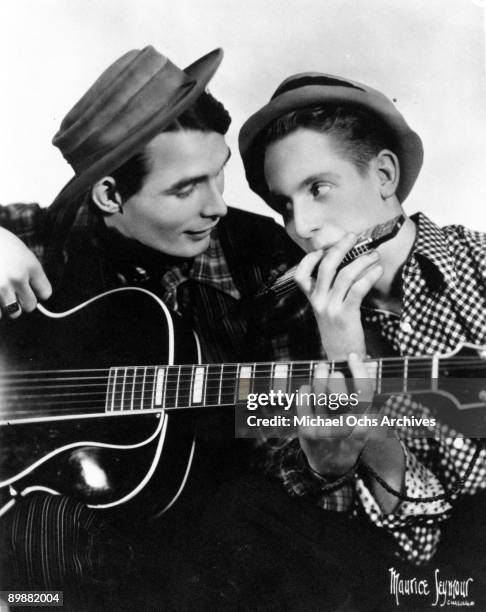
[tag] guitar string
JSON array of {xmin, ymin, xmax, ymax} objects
[
  {"xmin": 0, "ymin": 362, "xmax": 484, "ymax": 398},
  {"xmin": 3, "ymin": 367, "xmax": 478, "ymax": 390},
  {"xmin": 0, "ymin": 352, "xmax": 482, "ymax": 376},
  {"xmin": 1, "ymin": 358, "xmax": 484, "ymax": 412},
  {"xmin": 4, "ymin": 379, "xmax": 484, "ymax": 404},
  {"xmin": 6, "ymin": 378, "xmax": 469, "ymax": 401},
  {"xmin": 1, "ymin": 372, "xmax": 484, "ymax": 402},
  {"xmin": 5, "ymin": 396, "xmax": 480, "ymax": 417},
  {"xmin": 5, "ymin": 401, "xmax": 485, "ymax": 418},
  {"xmin": 0, "ymin": 356, "xmax": 483, "ymax": 381},
  {"xmin": 3, "ymin": 378, "xmax": 485, "ymax": 416}
]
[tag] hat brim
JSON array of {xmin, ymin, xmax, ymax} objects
[
  {"xmin": 239, "ymin": 84, "xmax": 423, "ymax": 205},
  {"xmin": 50, "ymin": 48, "xmax": 223, "ymax": 212}
]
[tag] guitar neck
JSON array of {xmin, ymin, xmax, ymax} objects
[
  {"xmin": 105, "ymin": 355, "xmax": 440, "ymax": 414},
  {"xmin": 3, "ymin": 350, "xmax": 484, "ymax": 425}
]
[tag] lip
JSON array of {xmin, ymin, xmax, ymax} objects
[
  {"xmin": 307, "ymin": 240, "xmax": 334, "ymax": 254},
  {"xmin": 185, "ymin": 223, "xmax": 218, "ymax": 236}
]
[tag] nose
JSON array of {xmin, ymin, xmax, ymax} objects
[
  {"xmin": 291, "ymin": 197, "xmax": 322, "ymax": 241},
  {"xmin": 201, "ymin": 179, "xmax": 227, "ymax": 218}
]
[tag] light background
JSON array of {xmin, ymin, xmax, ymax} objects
[{"xmin": 0, "ymin": 0, "xmax": 485, "ymax": 229}]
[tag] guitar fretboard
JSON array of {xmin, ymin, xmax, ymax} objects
[
  {"xmin": 104, "ymin": 357, "xmax": 439, "ymax": 413},
  {"xmin": 3, "ymin": 348, "xmax": 484, "ymax": 425}
]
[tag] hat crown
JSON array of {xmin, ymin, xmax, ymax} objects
[
  {"xmin": 52, "ymin": 46, "xmax": 195, "ymax": 173},
  {"xmin": 272, "ymin": 72, "xmax": 366, "ymax": 99},
  {"xmin": 47, "ymin": 46, "xmax": 223, "ymax": 248},
  {"xmin": 239, "ymin": 70, "xmax": 424, "ymax": 205}
]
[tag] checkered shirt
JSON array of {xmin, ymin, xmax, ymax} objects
[{"xmin": 260, "ymin": 212, "xmax": 486, "ymax": 565}]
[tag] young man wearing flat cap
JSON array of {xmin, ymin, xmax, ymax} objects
[
  {"xmin": 0, "ymin": 48, "xmax": 320, "ymax": 608},
  {"xmin": 176, "ymin": 74, "xmax": 486, "ymax": 610}
]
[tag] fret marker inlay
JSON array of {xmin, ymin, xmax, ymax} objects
[
  {"xmin": 192, "ymin": 367, "xmax": 205, "ymax": 404},
  {"xmin": 155, "ymin": 368, "xmax": 165, "ymax": 406},
  {"xmin": 274, "ymin": 364, "xmax": 288, "ymax": 380},
  {"xmin": 238, "ymin": 366, "xmax": 252, "ymax": 401}
]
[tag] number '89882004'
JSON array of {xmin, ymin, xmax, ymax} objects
[{"xmin": 0, "ymin": 591, "xmax": 63, "ymax": 607}]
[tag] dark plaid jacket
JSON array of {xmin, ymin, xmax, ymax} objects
[{"xmin": 0, "ymin": 200, "xmax": 321, "ymax": 364}]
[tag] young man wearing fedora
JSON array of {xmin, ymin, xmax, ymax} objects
[
  {"xmin": 174, "ymin": 74, "xmax": 486, "ymax": 610},
  {"xmin": 0, "ymin": 48, "xmax": 322, "ymax": 608}
]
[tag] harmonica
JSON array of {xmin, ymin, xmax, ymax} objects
[
  {"xmin": 336, "ymin": 214, "xmax": 404, "ymax": 272},
  {"xmin": 260, "ymin": 214, "xmax": 405, "ymax": 299}
]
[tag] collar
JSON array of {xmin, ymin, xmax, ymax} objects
[
  {"xmin": 97, "ymin": 220, "xmax": 241, "ymax": 302},
  {"xmin": 51, "ymin": 195, "xmax": 241, "ymax": 304},
  {"xmin": 189, "ymin": 231, "xmax": 241, "ymax": 300},
  {"xmin": 408, "ymin": 212, "xmax": 457, "ymax": 289}
]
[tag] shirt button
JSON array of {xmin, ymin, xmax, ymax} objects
[
  {"xmin": 401, "ymin": 320, "xmax": 413, "ymax": 333},
  {"xmin": 453, "ymin": 438, "xmax": 464, "ymax": 450}
]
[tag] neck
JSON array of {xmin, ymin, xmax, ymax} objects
[
  {"xmin": 100, "ymin": 221, "xmax": 193, "ymax": 269},
  {"xmin": 368, "ymin": 214, "xmax": 416, "ymax": 308}
]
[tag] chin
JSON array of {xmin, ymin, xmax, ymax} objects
[{"xmin": 160, "ymin": 235, "xmax": 211, "ymax": 259}]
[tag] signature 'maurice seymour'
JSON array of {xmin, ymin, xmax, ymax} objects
[{"xmin": 389, "ymin": 567, "xmax": 474, "ymax": 607}]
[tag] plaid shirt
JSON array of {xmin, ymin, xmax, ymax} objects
[{"xmin": 260, "ymin": 213, "xmax": 486, "ymax": 565}]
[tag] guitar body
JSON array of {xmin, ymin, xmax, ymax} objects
[
  {"xmin": 0, "ymin": 288, "xmax": 198, "ymax": 519},
  {"xmin": 1, "ymin": 287, "xmax": 485, "ymax": 520}
]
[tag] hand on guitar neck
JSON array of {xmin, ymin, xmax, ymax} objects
[
  {"xmin": 294, "ymin": 225, "xmax": 406, "ymax": 512},
  {"xmin": 296, "ymin": 352, "xmax": 405, "ymax": 514}
]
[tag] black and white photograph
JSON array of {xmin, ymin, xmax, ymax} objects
[{"xmin": 0, "ymin": 1, "xmax": 485, "ymax": 610}]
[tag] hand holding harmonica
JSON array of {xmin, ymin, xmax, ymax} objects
[
  {"xmin": 261, "ymin": 215, "xmax": 403, "ymax": 300},
  {"xmin": 258, "ymin": 214, "xmax": 404, "ymax": 359},
  {"xmin": 296, "ymin": 232, "xmax": 384, "ymax": 361}
]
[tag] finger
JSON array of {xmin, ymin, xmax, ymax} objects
[
  {"xmin": 296, "ymin": 384, "xmax": 314, "ymax": 419},
  {"xmin": 326, "ymin": 371, "xmax": 352, "ymax": 420},
  {"xmin": 347, "ymin": 351, "xmax": 369, "ymax": 379},
  {"xmin": 30, "ymin": 266, "xmax": 53, "ymax": 302},
  {"xmin": 330, "ymin": 251, "xmax": 380, "ymax": 303},
  {"xmin": 0, "ymin": 286, "xmax": 21, "ymax": 319},
  {"xmin": 16, "ymin": 283, "xmax": 38, "ymax": 313},
  {"xmin": 313, "ymin": 233, "xmax": 358, "ymax": 295},
  {"xmin": 327, "ymin": 370, "xmax": 347, "ymax": 397},
  {"xmin": 296, "ymin": 384, "xmax": 320, "ymax": 439},
  {"xmin": 294, "ymin": 249, "xmax": 324, "ymax": 295},
  {"xmin": 325, "ymin": 369, "xmax": 368, "ymax": 439},
  {"xmin": 345, "ymin": 264, "xmax": 384, "ymax": 307},
  {"xmin": 312, "ymin": 361, "xmax": 329, "ymax": 395},
  {"xmin": 348, "ymin": 352, "xmax": 376, "ymax": 409}
]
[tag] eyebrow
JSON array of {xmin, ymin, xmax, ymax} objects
[
  {"xmin": 269, "ymin": 172, "xmax": 340, "ymax": 200},
  {"xmin": 164, "ymin": 147, "xmax": 232, "ymax": 192}
]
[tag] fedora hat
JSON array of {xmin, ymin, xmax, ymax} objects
[
  {"xmin": 49, "ymin": 45, "xmax": 223, "ymax": 215},
  {"xmin": 239, "ymin": 72, "xmax": 423, "ymax": 206}
]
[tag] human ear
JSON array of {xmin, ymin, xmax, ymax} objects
[
  {"xmin": 374, "ymin": 150, "xmax": 400, "ymax": 200},
  {"xmin": 91, "ymin": 177, "xmax": 123, "ymax": 215}
]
